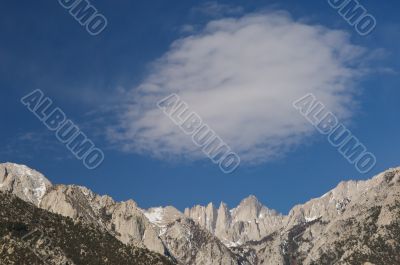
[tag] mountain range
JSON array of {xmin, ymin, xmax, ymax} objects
[{"xmin": 0, "ymin": 162, "xmax": 399, "ymax": 265}]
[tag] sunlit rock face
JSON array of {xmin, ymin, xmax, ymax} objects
[
  {"xmin": 3, "ymin": 162, "xmax": 400, "ymax": 265},
  {"xmin": 0, "ymin": 162, "xmax": 52, "ymax": 206},
  {"xmin": 185, "ymin": 195, "xmax": 284, "ymax": 247}
]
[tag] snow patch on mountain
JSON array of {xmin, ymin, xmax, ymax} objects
[
  {"xmin": 144, "ymin": 207, "xmax": 165, "ymax": 226},
  {"xmin": 0, "ymin": 163, "xmax": 52, "ymax": 205}
]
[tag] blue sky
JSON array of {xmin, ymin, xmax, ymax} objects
[{"xmin": 1, "ymin": 0, "xmax": 400, "ymax": 213}]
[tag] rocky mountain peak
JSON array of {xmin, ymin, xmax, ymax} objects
[
  {"xmin": 3, "ymin": 162, "xmax": 400, "ymax": 265},
  {"xmin": 206, "ymin": 202, "xmax": 216, "ymax": 212},
  {"xmin": 239, "ymin": 194, "xmax": 260, "ymax": 205},
  {"xmin": 0, "ymin": 162, "xmax": 52, "ymax": 206},
  {"xmin": 185, "ymin": 195, "xmax": 285, "ymax": 246},
  {"xmin": 144, "ymin": 206, "xmax": 182, "ymax": 227},
  {"xmin": 231, "ymin": 195, "xmax": 262, "ymax": 219},
  {"xmin": 285, "ymin": 167, "xmax": 400, "ymax": 228},
  {"xmin": 218, "ymin": 201, "xmax": 228, "ymax": 210}
]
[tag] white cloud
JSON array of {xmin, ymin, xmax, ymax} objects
[
  {"xmin": 193, "ymin": 2, "xmax": 244, "ymax": 17},
  {"xmin": 109, "ymin": 12, "xmax": 365, "ymax": 164}
]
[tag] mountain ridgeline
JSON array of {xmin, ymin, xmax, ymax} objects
[{"xmin": 0, "ymin": 162, "xmax": 399, "ymax": 265}]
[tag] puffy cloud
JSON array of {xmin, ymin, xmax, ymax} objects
[
  {"xmin": 109, "ymin": 12, "xmax": 365, "ymax": 164},
  {"xmin": 192, "ymin": 2, "xmax": 244, "ymax": 17}
]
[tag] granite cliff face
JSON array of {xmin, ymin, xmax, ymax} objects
[
  {"xmin": 0, "ymin": 191, "xmax": 173, "ymax": 265},
  {"xmin": 0, "ymin": 163, "xmax": 51, "ymax": 206},
  {"xmin": 184, "ymin": 195, "xmax": 284, "ymax": 247},
  {"xmin": 0, "ymin": 163, "xmax": 247, "ymax": 265},
  {"xmin": 39, "ymin": 184, "xmax": 167, "ymax": 254},
  {"xmin": 1, "ymin": 162, "xmax": 400, "ymax": 265},
  {"xmin": 231, "ymin": 168, "xmax": 400, "ymax": 265}
]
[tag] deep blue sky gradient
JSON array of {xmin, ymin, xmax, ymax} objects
[{"xmin": 1, "ymin": 0, "xmax": 399, "ymax": 213}]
